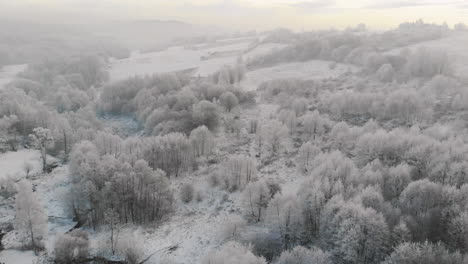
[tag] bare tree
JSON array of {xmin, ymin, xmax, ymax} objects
[{"xmin": 14, "ymin": 180, "xmax": 47, "ymax": 252}]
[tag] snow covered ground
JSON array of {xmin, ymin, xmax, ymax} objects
[
  {"xmin": 0, "ymin": 249, "xmax": 37, "ymax": 264},
  {"xmin": 109, "ymin": 40, "xmax": 253, "ymax": 81},
  {"xmin": 0, "ymin": 64, "xmax": 26, "ymax": 90},
  {"xmin": 0, "ymin": 150, "xmax": 73, "ymax": 264}
]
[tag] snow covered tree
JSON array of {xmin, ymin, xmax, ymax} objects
[
  {"xmin": 297, "ymin": 179, "xmax": 326, "ymax": 241},
  {"xmin": 291, "ymin": 98, "xmax": 308, "ymax": 117},
  {"xmin": 376, "ymin": 63, "xmax": 395, "ymax": 82},
  {"xmin": 0, "ymin": 115, "xmax": 20, "ymax": 151},
  {"xmin": 54, "ymin": 230, "xmax": 89, "ymax": 263},
  {"xmin": 14, "ymin": 180, "xmax": 48, "ymax": 252},
  {"xmin": 201, "ymin": 241, "xmax": 267, "ymax": 264},
  {"xmin": 278, "ymin": 109, "xmax": 297, "ymax": 134},
  {"xmin": 302, "ymin": 111, "xmax": 327, "ymax": 141},
  {"xmin": 29, "ymin": 127, "xmax": 54, "ymax": 173},
  {"xmin": 320, "ymin": 198, "xmax": 390, "ymax": 264},
  {"xmin": 406, "ymin": 47, "xmax": 453, "ymax": 78},
  {"xmin": 180, "ymin": 183, "xmax": 194, "ymax": 203},
  {"xmin": 220, "ymin": 91, "xmax": 239, "ymax": 112},
  {"xmin": 448, "ymin": 211, "xmax": 468, "ymax": 253},
  {"xmin": 383, "ymin": 241, "xmax": 465, "ymax": 264},
  {"xmin": 242, "ymin": 180, "xmax": 271, "ymax": 222},
  {"xmin": 297, "ymin": 142, "xmax": 321, "ymax": 173},
  {"xmin": 190, "ymin": 125, "xmax": 215, "ymax": 157},
  {"xmin": 94, "ymin": 131, "xmax": 123, "ymax": 157},
  {"xmin": 105, "ymin": 208, "xmax": 120, "ymax": 255},
  {"xmin": 399, "ymin": 179, "xmax": 449, "ymax": 242},
  {"xmin": 222, "ymin": 155, "xmax": 257, "ymax": 192},
  {"xmin": 53, "ymin": 115, "xmax": 73, "ymax": 158},
  {"xmin": 382, "ymin": 163, "xmax": 412, "ymax": 201},
  {"xmin": 192, "ymin": 100, "xmax": 221, "ymax": 131},
  {"xmin": 308, "ymin": 151, "xmax": 358, "ymax": 200},
  {"xmin": 261, "ymin": 120, "xmax": 289, "ymax": 156},
  {"xmin": 265, "ymin": 192, "xmax": 303, "ymax": 249},
  {"xmin": 275, "ymin": 246, "xmax": 332, "ymax": 264}
]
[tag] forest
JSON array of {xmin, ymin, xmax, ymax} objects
[{"xmin": 0, "ymin": 19, "xmax": 468, "ymax": 264}]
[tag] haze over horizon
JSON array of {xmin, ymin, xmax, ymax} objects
[{"xmin": 1, "ymin": 0, "xmax": 468, "ymax": 31}]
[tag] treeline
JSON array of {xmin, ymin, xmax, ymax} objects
[
  {"xmin": 248, "ymin": 20, "xmax": 453, "ymax": 77},
  {"xmin": 260, "ymin": 69, "xmax": 463, "ymax": 127}
]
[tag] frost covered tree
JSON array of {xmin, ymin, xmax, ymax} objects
[
  {"xmin": 242, "ymin": 180, "xmax": 271, "ymax": 222},
  {"xmin": 54, "ymin": 230, "xmax": 89, "ymax": 263},
  {"xmin": 399, "ymin": 179, "xmax": 453, "ymax": 243},
  {"xmin": 201, "ymin": 241, "xmax": 266, "ymax": 264},
  {"xmin": 265, "ymin": 192, "xmax": 303, "ymax": 249},
  {"xmin": 320, "ymin": 197, "xmax": 390, "ymax": 264},
  {"xmin": 14, "ymin": 180, "xmax": 47, "ymax": 252},
  {"xmin": 297, "ymin": 142, "xmax": 321, "ymax": 173},
  {"xmin": 278, "ymin": 109, "xmax": 297, "ymax": 134},
  {"xmin": 105, "ymin": 208, "xmax": 121, "ymax": 255},
  {"xmin": 0, "ymin": 115, "xmax": 20, "ymax": 151},
  {"xmin": 261, "ymin": 120, "xmax": 289, "ymax": 155},
  {"xmin": 383, "ymin": 241, "xmax": 465, "ymax": 264},
  {"xmin": 302, "ymin": 111, "xmax": 327, "ymax": 141},
  {"xmin": 29, "ymin": 127, "xmax": 54, "ymax": 173},
  {"xmin": 222, "ymin": 155, "xmax": 257, "ymax": 192},
  {"xmin": 275, "ymin": 246, "xmax": 332, "ymax": 264},
  {"xmin": 143, "ymin": 133, "xmax": 193, "ymax": 177},
  {"xmin": 53, "ymin": 115, "xmax": 73, "ymax": 158},
  {"xmin": 449, "ymin": 211, "xmax": 468, "ymax": 253},
  {"xmin": 308, "ymin": 151, "xmax": 358, "ymax": 200},
  {"xmin": 376, "ymin": 63, "xmax": 395, "ymax": 82},
  {"xmin": 406, "ymin": 47, "xmax": 453, "ymax": 78},
  {"xmin": 190, "ymin": 125, "xmax": 215, "ymax": 157},
  {"xmin": 219, "ymin": 91, "xmax": 239, "ymax": 112},
  {"xmin": 292, "ymin": 98, "xmax": 308, "ymax": 117},
  {"xmin": 297, "ymin": 179, "xmax": 326, "ymax": 241},
  {"xmin": 192, "ymin": 100, "xmax": 221, "ymax": 131}
]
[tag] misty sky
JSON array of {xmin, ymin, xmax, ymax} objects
[{"xmin": 1, "ymin": 0, "xmax": 468, "ymax": 30}]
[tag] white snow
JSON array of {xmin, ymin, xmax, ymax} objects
[
  {"xmin": 0, "ymin": 249, "xmax": 37, "ymax": 264},
  {"xmin": 108, "ymin": 40, "xmax": 254, "ymax": 81},
  {"xmin": 0, "ymin": 149, "xmax": 74, "ymax": 258},
  {"xmin": 35, "ymin": 165, "xmax": 76, "ymax": 254}
]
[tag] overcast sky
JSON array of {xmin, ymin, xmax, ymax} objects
[{"xmin": 1, "ymin": 0, "xmax": 467, "ymax": 30}]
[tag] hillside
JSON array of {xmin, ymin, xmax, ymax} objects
[{"xmin": 1, "ymin": 22, "xmax": 468, "ymax": 264}]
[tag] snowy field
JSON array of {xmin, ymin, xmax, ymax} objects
[
  {"xmin": 109, "ymin": 41, "xmax": 252, "ymax": 81},
  {"xmin": 0, "ymin": 249, "xmax": 37, "ymax": 264}
]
